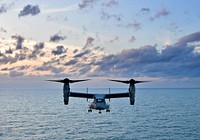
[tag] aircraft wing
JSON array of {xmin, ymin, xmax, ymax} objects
[
  {"xmin": 70, "ymin": 92, "xmax": 94, "ymax": 99},
  {"xmin": 105, "ymin": 92, "xmax": 129, "ymax": 99}
]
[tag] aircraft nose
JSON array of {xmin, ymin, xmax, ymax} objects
[{"xmin": 96, "ymin": 103, "xmax": 106, "ymax": 109}]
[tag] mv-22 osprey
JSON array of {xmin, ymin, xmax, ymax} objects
[{"xmin": 47, "ymin": 78, "xmax": 147, "ymax": 113}]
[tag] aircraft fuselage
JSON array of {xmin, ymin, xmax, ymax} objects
[{"xmin": 88, "ymin": 95, "xmax": 110, "ymax": 113}]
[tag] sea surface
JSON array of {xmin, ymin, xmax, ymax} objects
[{"xmin": 0, "ymin": 88, "xmax": 200, "ymax": 140}]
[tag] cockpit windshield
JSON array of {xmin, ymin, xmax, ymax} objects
[{"xmin": 96, "ymin": 99, "xmax": 104, "ymax": 102}]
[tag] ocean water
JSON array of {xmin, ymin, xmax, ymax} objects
[{"xmin": 0, "ymin": 88, "xmax": 200, "ymax": 140}]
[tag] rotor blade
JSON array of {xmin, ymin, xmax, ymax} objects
[
  {"xmin": 134, "ymin": 80, "xmax": 149, "ymax": 84},
  {"xmin": 109, "ymin": 79, "xmax": 150, "ymax": 84},
  {"xmin": 46, "ymin": 78, "xmax": 90, "ymax": 83},
  {"xmin": 69, "ymin": 79, "xmax": 90, "ymax": 83},
  {"xmin": 46, "ymin": 80, "xmax": 65, "ymax": 83},
  {"xmin": 108, "ymin": 79, "xmax": 130, "ymax": 84}
]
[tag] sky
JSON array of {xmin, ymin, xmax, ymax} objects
[{"xmin": 0, "ymin": 0, "xmax": 200, "ymax": 88}]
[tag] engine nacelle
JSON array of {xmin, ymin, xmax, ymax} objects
[
  {"xmin": 129, "ymin": 83, "xmax": 135, "ymax": 105},
  {"xmin": 63, "ymin": 83, "xmax": 70, "ymax": 105}
]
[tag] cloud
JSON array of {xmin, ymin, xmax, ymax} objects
[
  {"xmin": 0, "ymin": 36, "xmax": 105, "ymax": 78},
  {"xmin": 109, "ymin": 36, "xmax": 119, "ymax": 43},
  {"xmin": 52, "ymin": 45, "xmax": 67, "ymax": 55},
  {"xmin": 35, "ymin": 65, "xmax": 64, "ymax": 74},
  {"xmin": 101, "ymin": 0, "xmax": 118, "ymax": 7},
  {"xmin": 18, "ymin": 4, "xmax": 40, "ymax": 17},
  {"xmin": 15, "ymin": 52, "xmax": 27, "ymax": 61},
  {"xmin": 64, "ymin": 59, "xmax": 77, "ymax": 66},
  {"xmin": 79, "ymin": 65, "xmax": 91, "ymax": 75},
  {"xmin": 78, "ymin": 0, "xmax": 97, "ymax": 9},
  {"xmin": 175, "ymin": 31, "xmax": 200, "ymax": 46},
  {"xmin": 74, "ymin": 49, "xmax": 91, "ymax": 58},
  {"xmin": 100, "ymin": 11, "xmax": 111, "ymax": 20},
  {"xmin": 78, "ymin": 0, "xmax": 119, "ymax": 16},
  {"xmin": 0, "ymin": 4, "xmax": 7, "ymax": 14},
  {"xmin": 127, "ymin": 21, "xmax": 141, "ymax": 31},
  {"xmin": 91, "ymin": 32, "xmax": 200, "ymax": 78},
  {"xmin": 9, "ymin": 70, "xmax": 25, "ymax": 77},
  {"xmin": 73, "ymin": 49, "xmax": 79, "ymax": 54},
  {"xmin": 0, "ymin": 55, "xmax": 17, "ymax": 64},
  {"xmin": 100, "ymin": 11, "xmax": 121, "ymax": 21},
  {"xmin": 141, "ymin": 8, "xmax": 150, "ymax": 12},
  {"xmin": 1, "ymin": 67, "xmax": 14, "ymax": 71},
  {"xmin": 0, "ymin": 49, "xmax": 29, "ymax": 64},
  {"xmin": 1, "ymin": 31, "xmax": 200, "ymax": 80},
  {"xmin": 140, "ymin": 8, "xmax": 150, "ymax": 16},
  {"xmin": 17, "ymin": 65, "xmax": 30, "ymax": 71},
  {"xmin": 5, "ymin": 47, "xmax": 13, "ymax": 54},
  {"xmin": 42, "ymin": 58, "xmax": 60, "ymax": 66},
  {"xmin": 50, "ymin": 33, "xmax": 66, "ymax": 42},
  {"xmin": 150, "ymin": 7, "xmax": 170, "ymax": 21},
  {"xmin": 0, "ymin": 51, "xmax": 4, "ymax": 56},
  {"xmin": 42, "ymin": 4, "xmax": 77, "ymax": 14},
  {"xmin": 155, "ymin": 8, "xmax": 170, "ymax": 18},
  {"xmin": 84, "ymin": 37, "xmax": 95, "ymax": 48},
  {"xmin": 1, "ymin": 66, "xmax": 29, "ymax": 72},
  {"xmin": 33, "ymin": 42, "xmax": 44, "ymax": 51},
  {"xmin": 11, "ymin": 35, "xmax": 24, "ymax": 50},
  {"xmin": 0, "ymin": 27, "xmax": 7, "ymax": 33},
  {"xmin": 0, "ymin": 2, "xmax": 14, "ymax": 14},
  {"xmin": 29, "ymin": 42, "xmax": 44, "ymax": 59},
  {"xmin": 128, "ymin": 36, "xmax": 136, "ymax": 43}
]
